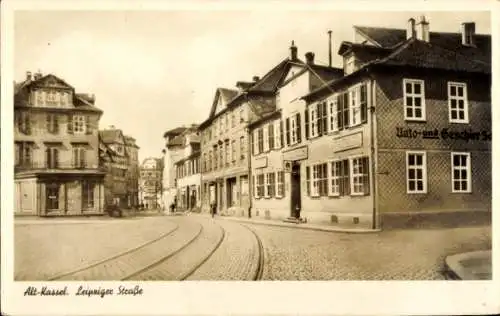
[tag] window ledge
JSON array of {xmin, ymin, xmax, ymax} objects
[{"xmin": 404, "ymin": 118, "xmax": 427, "ymax": 123}]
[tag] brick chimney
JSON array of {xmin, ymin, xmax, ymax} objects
[
  {"xmin": 252, "ymin": 76, "xmax": 260, "ymax": 82},
  {"xmin": 33, "ymin": 71, "xmax": 43, "ymax": 80},
  {"xmin": 461, "ymin": 22, "xmax": 475, "ymax": 46},
  {"xmin": 26, "ymin": 71, "xmax": 32, "ymax": 81},
  {"xmin": 305, "ymin": 52, "xmax": 315, "ymax": 65},
  {"xmin": 416, "ymin": 15, "xmax": 430, "ymax": 42},
  {"xmin": 406, "ymin": 18, "xmax": 416, "ymax": 39},
  {"xmin": 290, "ymin": 40, "xmax": 298, "ymax": 61}
]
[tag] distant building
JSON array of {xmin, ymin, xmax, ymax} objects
[
  {"xmin": 139, "ymin": 157, "xmax": 163, "ymax": 209},
  {"xmin": 162, "ymin": 126, "xmax": 189, "ymax": 209},
  {"xmin": 98, "ymin": 126, "xmax": 140, "ymax": 208},
  {"xmin": 173, "ymin": 126, "xmax": 201, "ymax": 211},
  {"xmin": 14, "ymin": 71, "xmax": 106, "ymax": 216}
]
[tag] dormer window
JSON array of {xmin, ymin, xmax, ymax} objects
[{"xmin": 344, "ymin": 54, "xmax": 357, "ymax": 75}]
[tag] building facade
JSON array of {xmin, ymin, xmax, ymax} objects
[
  {"xmin": 139, "ymin": 157, "xmax": 163, "ymax": 209},
  {"xmin": 98, "ymin": 127, "xmax": 140, "ymax": 209},
  {"xmin": 162, "ymin": 126, "xmax": 189, "ymax": 211},
  {"xmin": 297, "ymin": 17, "xmax": 491, "ymax": 229},
  {"xmin": 174, "ymin": 129, "xmax": 202, "ymax": 211},
  {"xmin": 14, "ymin": 71, "xmax": 106, "ymax": 216},
  {"xmin": 248, "ymin": 44, "xmax": 344, "ymax": 222}
]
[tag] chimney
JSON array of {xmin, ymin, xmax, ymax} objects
[
  {"xmin": 305, "ymin": 52, "xmax": 315, "ymax": 65},
  {"xmin": 406, "ymin": 18, "xmax": 416, "ymax": 39},
  {"xmin": 328, "ymin": 30, "xmax": 332, "ymax": 67},
  {"xmin": 26, "ymin": 71, "xmax": 32, "ymax": 81},
  {"xmin": 34, "ymin": 71, "xmax": 42, "ymax": 80},
  {"xmin": 290, "ymin": 40, "xmax": 298, "ymax": 61},
  {"xmin": 252, "ymin": 76, "xmax": 260, "ymax": 82},
  {"xmin": 461, "ymin": 22, "xmax": 476, "ymax": 46},
  {"xmin": 416, "ymin": 15, "xmax": 430, "ymax": 42}
]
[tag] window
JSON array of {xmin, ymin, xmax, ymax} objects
[
  {"xmin": 225, "ymin": 141, "xmax": 229, "ymax": 166},
  {"xmin": 328, "ymin": 97, "xmax": 338, "ymax": 133},
  {"xmin": 240, "ymin": 136, "xmax": 245, "ymax": 160},
  {"xmin": 219, "ymin": 143, "xmax": 223, "ymax": 168},
  {"xmin": 225, "ymin": 114, "xmax": 229, "ymax": 131},
  {"xmin": 36, "ymin": 90, "xmax": 45, "ymax": 106},
  {"xmin": 213, "ymin": 146, "xmax": 218, "ymax": 170},
  {"xmin": 263, "ymin": 126, "xmax": 269, "ymax": 152},
  {"xmin": 73, "ymin": 146, "xmax": 86, "ymax": 168},
  {"xmin": 274, "ymin": 121, "xmax": 282, "ymax": 149},
  {"xmin": 257, "ymin": 128, "xmax": 264, "ymax": 154},
  {"xmin": 337, "ymin": 92, "xmax": 349, "ymax": 130},
  {"xmin": 266, "ymin": 172, "xmax": 276, "ymax": 197},
  {"xmin": 256, "ymin": 174, "xmax": 265, "ymax": 198},
  {"xmin": 231, "ymin": 140, "xmax": 236, "ymax": 163},
  {"xmin": 404, "ymin": 79, "xmax": 426, "ymax": 121},
  {"xmin": 344, "ymin": 55, "xmax": 356, "ymax": 74},
  {"xmin": 448, "ymin": 82, "xmax": 468, "ymax": 123},
  {"xmin": 239, "ymin": 109, "xmax": 244, "ymax": 123},
  {"xmin": 350, "ymin": 157, "xmax": 370, "ymax": 195},
  {"xmin": 276, "ymin": 171, "xmax": 284, "ymax": 197},
  {"xmin": 208, "ymin": 150, "xmax": 212, "ymax": 171},
  {"xmin": 72, "ymin": 115, "xmax": 86, "ymax": 134},
  {"xmin": 451, "ymin": 152, "xmax": 471, "ymax": 193},
  {"xmin": 46, "ymin": 146, "xmax": 59, "ymax": 169},
  {"xmin": 17, "ymin": 112, "xmax": 32, "ymax": 135},
  {"xmin": 309, "ymin": 106, "xmax": 317, "ymax": 138},
  {"xmin": 406, "ymin": 151, "xmax": 427, "ymax": 193},
  {"xmin": 46, "ymin": 91, "xmax": 58, "ymax": 105},
  {"xmin": 82, "ymin": 180, "xmax": 95, "ymax": 209},
  {"xmin": 287, "ymin": 113, "xmax": 301, "ymax": 146},
  {"xmin": 15, "ymin": 142, "xmax": 33, "ymax": 167},
  {"xmin": 203, "ymin": 153, "xmax": 207, "ymax": 172},
  {"xmin": 350, "ymin": 88, "xmax": 360, "ymax": 126},
  {"xmin": 329, "ymin": 161, "xmax": 340, "ymax": 196},
  {"xmin": 338, "ymin": 160, "xmax": 350, "ymax": 196},
  {"xmin": 318, "ymin": 101, "xmax": 328, "ymax": 136},
  {"xmin": 310, "ymin": 163, "xmax": 328, "ymax": 197},
  {"xmin": 268, "ymin": 124, "xmax": 274, "ymax": 150},
  {"xmin": 46, "ymin": 183, "xmax": 60, "ymax": 210},
  {"xmin": 231, "ymin": 112, "xmax": 235, "ymax": 127}
]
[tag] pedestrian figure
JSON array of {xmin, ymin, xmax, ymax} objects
[{"xmin": 210, "ymin": 200, "xmax": 217, "ymax": 218}]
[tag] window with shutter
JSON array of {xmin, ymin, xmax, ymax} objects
[
  {"xmin": 67, "ymin": 115, "xmax": 73, "ymax": 134},
  {"xmin": 285, "ymin": 118, "xmax": 290, "ymax": 146},
  {"xmin": 263, "ymin": 126, "xmax": 269, "ymax": 152},
  {"xmin": 337, "ymin": 94, "xmax": 343, "ymax": 130},
  {"xmin": 360, "ymin": 83, "xmax": 368, "ymax": 123},
  {"xmin": 15, "ymin": 143, "xmax": 20, "ymax": 166},
  {"xmin": 280, "ymin": 120, "xmax": 284, "ymax": 147},
  {"xmin": 296, "ymin": 113, "xmax": 301, "ymax": 143},
  {"xmin": 24, "ymin": 113, "xmax": 32, "ymax": 135},
  {"xmin": 257, "ymin": 128, "xmax": 264, "ymax": 154},
  {"xmin": 268, "ymin": 124, "xmax": 274, "ymax": 150},
  {"xmin": 343, "ymin": 93, "xmax": 350, "ymax": 129},
  {"xmin": 251, "ymin": 132, "xmax": 255, "ymax": 156},
  {"xmin": 274, "ymin": 121, "xmax": 281, "ymax": 149},
  {"xmin": 328, "ymin": 97, "xmax": 338, "ymax": 133},
  {"xmin": 321, "ymin": 102, "xmax": 328, "ymax": 135},
  {"xmin": 305, "ymin": 107, "xmax": 310, "ymax": 139},
  {"xmin": 351, "ymin": 157, "xmax": 370, "ymax": 195},
  {"xmin": 86, "ymin": 116, "xmax": 92, "ymax": 134},
  {"xmin": 306, "ymin": 166, "xmax": 311, "ymax": 196},
  {"xmin": 46, "ymin": 114, "xmax": 52, "ymax": 133}
]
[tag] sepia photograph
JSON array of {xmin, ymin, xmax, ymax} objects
[{"xmin": 1, "ymin": 0, "xmax": 497, "ymax": 315}]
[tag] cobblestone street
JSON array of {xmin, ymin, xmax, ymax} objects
[{"xmin": 14, "ymin": 215, "xmax": 491, "ymax": 281}]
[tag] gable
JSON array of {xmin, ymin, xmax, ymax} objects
[
  {"xmin": 214, "ymin": 92, "xmax": 226, "ymax": 115},
  {"xmin": 32, "ymin": 74, "xmax": 73, "ymax": 90},
  {"xmin": 283, "ymin": 65, "xmax": 305, "ymax": 83}
]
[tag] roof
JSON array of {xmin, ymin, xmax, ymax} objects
[
  {"xmin": 248, "ymin": 109, "xmax": 282, "ymax": 129},
  {"xmin": 207, "ymin": 87, "xmax": 240, "ymax": 118},
  {"xmin": 354, "ymin": 26, "xmax": 491, "ymax": 64},
  {"xmin": 163, "ymin": 126, "xmax": 188, "ymax": 138},
  {"xmin": 372, "ymin": 37, "xmax": 490, "ymax": 74},
  {"xmin": 167, "ymin": 134, "xmax": 185, "ymax": 147},
  {"xmin": 14, "ymin": 73, "xmax": 103, "ymax": 113},
  {"xmin": 99, "ymin": 129, "xmax": 123, "ymax": 144},
  {"xmin": 174, "ymin": 150, "xmax": 201, "ymax": 166}
]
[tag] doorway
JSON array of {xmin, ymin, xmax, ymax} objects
[
  {"xmin": 290, "ymin": 162, "xmax": 301, "ymax": 218},
  {"xmin": 227, "ymin": 177, "xmax": 237, "ymax": 207},
  {"xmin": 46, "ymin": 183, "xmax": 60, "ymax": 213}
]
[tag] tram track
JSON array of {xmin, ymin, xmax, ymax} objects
[
  {"xmin": 241, "ymin": 223, "xmax": 265, "ymax": 280},
  {"xmin": 48, "ymin": 222, "xmax": 181, "ymax": 281}
]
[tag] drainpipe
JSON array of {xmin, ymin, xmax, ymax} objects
[
  {"xmin": 246, "ymin": 122, "xmax": 253, "ymax": 219},
  {"xmin": 370, "ymin": 76, "xmax": 378, "ymax": 230}
]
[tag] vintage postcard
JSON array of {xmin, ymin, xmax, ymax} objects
[{"xmin": 1, "ymin": 0, "xmax": 498, "ymax": 315}]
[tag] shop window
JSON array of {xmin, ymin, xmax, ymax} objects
[
  {"xmin": 406, "ymin": 151, "xmax": 427, "ymax": 193},
  {"xmin": 451, "ymin": 152, "xmax": 471, "ymax": 193},
  {"xmin": 448, "ymin": 82, "xmax": 469, "ymax": 123},
  {"xmin": 403, "ymin": 79, "xmax": 426, "ymax": 121},
  {"xmin": 82, "ymin": 180, "xmax": 95, "ymax": 209}
]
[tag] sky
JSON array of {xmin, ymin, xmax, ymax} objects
[{"xmin": 14, "ymin": 9, "xmax": 490, "ymax": 162}]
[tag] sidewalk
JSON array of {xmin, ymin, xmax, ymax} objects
[
  {"xmin": 191, "ymin": 213, "xmax": 381, "ymax": 234},
  {"xmin": 444, "ymin": 250, "xmax": 492, "ymax": 280}
]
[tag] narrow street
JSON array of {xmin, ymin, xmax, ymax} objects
[{"xmin": 14, "ymin": 215, "xmax": 491, "ymax": 281}]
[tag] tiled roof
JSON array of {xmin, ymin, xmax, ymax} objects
[
  {"xmin": 99, "ymin": 129, "xmax": 122, "ymax": 144},
  {"xmin": 248, "ymin": 99, "xmax": 276, "ymax": 120},
  {"xmin": 218, "ymin": 88, "xmax": 239, "ymax": 103},
  {"xmin": 354, "ymin": 26, "xmax": 491, "ymax": 64},
  {"xmin": 163, "ymin": 126, "xmax": 188, "ymax": 138},
  {"xmin": 248, "ymin": 58, "xmax": 296, "ymax": 93},
  {"xmin": 167, "ymin": 134, "xmax": 185, "ymax": 147},
  {"xmin": 371, "ymin": 37, "xmax": 490, "ymax": 74}
]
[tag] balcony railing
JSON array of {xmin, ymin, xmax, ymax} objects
[{"xmin": 14, "ymin": 161, "xmax": 100, "ymax": 171}]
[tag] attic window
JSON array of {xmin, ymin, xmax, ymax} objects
[{"xmin": 344, "ymin": 55, "xmax": 357, "ymax": 75}]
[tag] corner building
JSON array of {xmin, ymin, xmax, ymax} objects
[
  {"xmin": 14, "ymin": 72, "xmax": 105, "ymax": 216},
  {"xmin": 300, "ymin": 17, "xmax": 491, "ymax": 229}
]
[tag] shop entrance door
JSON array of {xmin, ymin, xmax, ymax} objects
[
  {"xmin": 46, "ymin": 183, "xmax": 60, "ymax": 213},
  {"xmin": 290, "ymin": 163, "xmax": 301, "ymax": 218}
]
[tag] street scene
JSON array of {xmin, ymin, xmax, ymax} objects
[{"xmin": 12, "ymin": 10, "xmax": 492, "ymax": 282}]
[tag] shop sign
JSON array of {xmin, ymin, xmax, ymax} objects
[
  {"xmin": 333, "ymin": 132, "xmax": 363, "ymax": 153},
  {"xmin": 396, "ymin": 127, "xmax": 492, "ymax": 142},
  {"xmin": 282, "ymin": 145, "xmax": 308, "ymax": 161}
]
